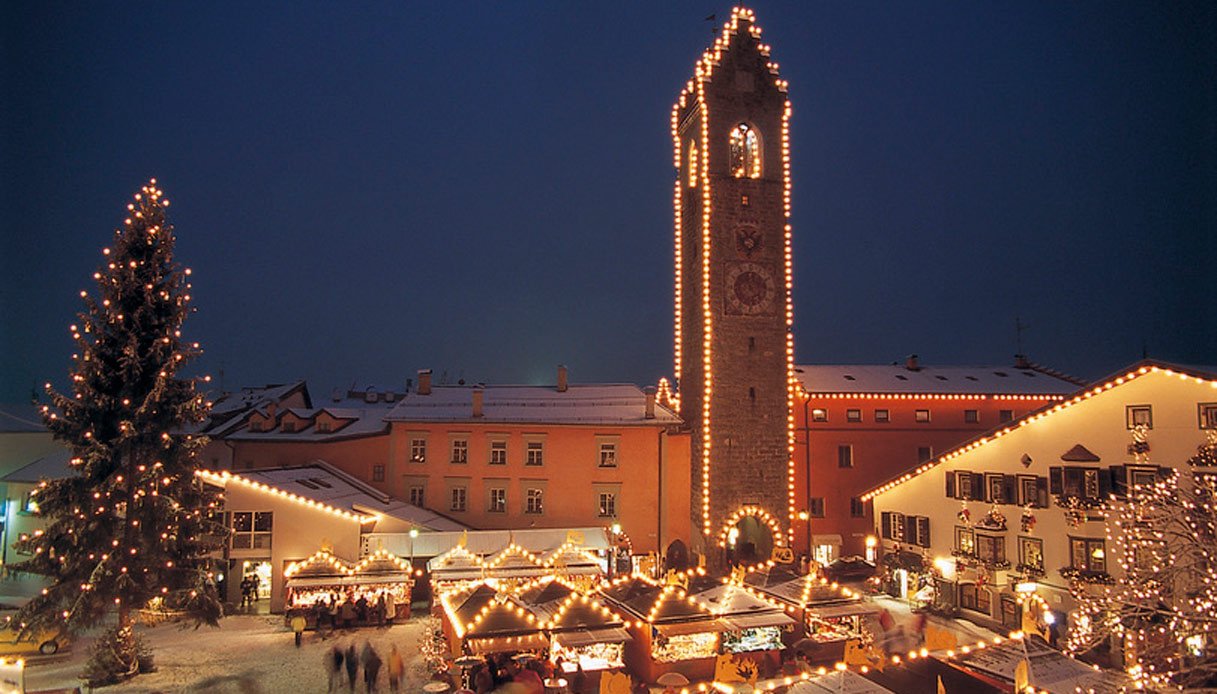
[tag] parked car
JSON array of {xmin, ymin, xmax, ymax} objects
[
  {"xmin": 0, "ymin": 622, "xmax": 67, "ymax": 656},
  {"xmin": 822, "ymin": 556, "xmax": 876, "ymax": 582}
]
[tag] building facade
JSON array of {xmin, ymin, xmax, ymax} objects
[
  {"xmin": 864, "ymin": 361, "xmax": 1217, "ymax": 634},
  {"xmin": 672, "ymin": 8, "xmax": 795, "ymax": 565}
]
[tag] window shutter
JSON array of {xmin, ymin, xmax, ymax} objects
[
  {"xmin": 1003, "ymin": 475, "xmax": 1016, "ymax": 506},
  {"xmin": 881, "ymin": 512, "xmax": 892, "ymax": 540},
  {"xmin": 917, "ymin": 517, "xmax": 931, "ymax": 548},
  {"xmin": 1049, "ymin": 467, "xmax": 1063, "ymax": 496},
  {"xmin": 946, "ymin": 471, "xmax": 956, "ymax": 498},
  {"xmin": 1036, "ymin": 477, "xmax": 1049, "ymax": 508},
  {"xmin": 896, "ymin": 513, "xmax": 906, "ymax": 541},
  {"xmin": 972, "ymin": 473, "xmax": 985, "ymax": 501}
]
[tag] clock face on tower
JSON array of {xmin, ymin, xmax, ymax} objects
[{"xmin": 724, "ymin": 261, "xmax": 777, "ymax": 315}]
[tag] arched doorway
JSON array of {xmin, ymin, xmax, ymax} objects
[
  {"xmin": 665, "ymin": 539, "xmax": 690, "ymax": 573},
  {"xmin": 718, "ymin": 505, "xmax": 783, "ymax": 566}
]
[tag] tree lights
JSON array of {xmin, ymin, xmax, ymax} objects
[{"xmin": 14, "ymin": 181, "xmax": 224, "ymax": 686}]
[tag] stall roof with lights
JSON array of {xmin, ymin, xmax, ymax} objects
[
  {"xmin": 405, "ymin": 527, "xmax": 609, "ymax": 560},
  {"xmin": 938, "ymin": 634, "xmax": 1134, "ymax": 694}
]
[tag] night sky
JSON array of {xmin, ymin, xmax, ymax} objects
[{"xmin": 2, "ymin": 2, "xmax": 1214, "ymax": 403}]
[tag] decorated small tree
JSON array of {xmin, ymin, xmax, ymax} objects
[
  {"xmin": 14, "ymin": 180, "xmax": 225, "ymax": 686},
  {"xmin": 1065, "ymin": 446, "xmax": 1217, "ymax": 692}
]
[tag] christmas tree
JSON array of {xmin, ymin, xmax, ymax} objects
[
  {"xmin": 1065, "ymin": 459, "xmax": 1217, "ymax": 692},
  {"xmin": 14, "ymin": 180, "xmax": 225, "ymax": 685}
]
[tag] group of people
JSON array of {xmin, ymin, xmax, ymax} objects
[
  {"xmin": 327, "ymin": 641, "xmax": 406, "ymax": 694},
  {"xmin": 311, "ymin": 590, "xmax": 400, "ymax": 631},
  {"xmin": 239, "ymin": 573, "xmax": 261, "ymax": 608},
  {"xmin": 460, "ymin": 654, "xmax": 586, "ymax": 694}
]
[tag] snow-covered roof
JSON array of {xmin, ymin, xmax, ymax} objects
[
  {"xmin": 794, "ymin": 363, "xmax": 1081, "ymax": 395},
  {"xmin": 399, "ymin": 527, "xmax": 610, "ymax": 559},
  {"xmin": 208, "ymin": 381, "xmax": 309, "ymax": 416},
  {"xmin": 3, "ymin": 449, "xmax": 73, "ymax": 483},
  {"xmin": 385, "ymin": 384, "xmax": 680, "ymax": 426},
  {"xmin": 202, "ymin": 461, "xmax": 466, "ymax": 532},
  {"xmin": 224, "ymin": 406, "xmax": 389, "ymax": 441},
  {"xmin": 0, "ymin": 404, "xmax": 49, "ymax": 433}
]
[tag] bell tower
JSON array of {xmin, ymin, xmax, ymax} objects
[{"xmin": 672, "ymin": 8, "xmax": 795, "ymax": 565}]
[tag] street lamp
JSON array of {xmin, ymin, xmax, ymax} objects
[{"xmin": 408, "ymin": 528, "xmax": 419, "ymax": 570}]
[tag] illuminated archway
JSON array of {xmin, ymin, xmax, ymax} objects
[{"xmin": 717, "ymin": 505, "xmax": 784, "ymax": 564}]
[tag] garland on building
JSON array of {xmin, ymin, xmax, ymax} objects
[{"xmin": 13, "ymin": 181, "xmax": 225, "ymax": 686}]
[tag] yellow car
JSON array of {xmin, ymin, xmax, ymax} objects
[{"xmin": 0, "ymin": 623, "xmax": 68, "ymax": 656}]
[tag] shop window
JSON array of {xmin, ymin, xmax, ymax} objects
[
  {"xmin": 231, "ymin": 511, "xmax": 273, "ymax": 550},
  {"xmin": 874, "ymin": 409, "xmax": 889, "ymax": 423},
  {"xmin": 838, "ymin": 445, "xmax": 853, "ymax": 468},
  {"xmin": 1126, "ymin": 405, "xmax": 1153, "ymax": 430},
  {"xmin": 1069, "ymin": 537, "xmax": 1106, "ymax": 573},
  {"xmin": 489, "ymin": 439, "xmax": 507, "ymax": 465}
]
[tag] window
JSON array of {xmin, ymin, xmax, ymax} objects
[
  {"xmin": 1126, "ymin": 405, "xmax": 1152, "ymax": 429},
  {"xmin": 231, "ymin": 511, "xmax": 273, "ymax": 549},
  {"xmin": 598, "ymin": 492, "xmax": 617, "ymax": 518},
  {"xmin": 964, "ymin": 409, "xmax": 978, "ymax": 424},
  {"xmin": 986, "ymin": 473, "xmax": 1007, "ymax": 504},
  {"xmin": 956, "ymin": 471, "xmax": 974, "ymax": 500},
  {"xmin": 1053, "ymin": 467, "xmax": 1102, "ymax": 501},
  {"xmin": 688, "ymin": 141, "xmax": 699, "ymax": 187},
  {"xmin": 729, "ymin": 123, "xmax": 761, "ymax": 178},
  {"xmin": 955, "ymin": 527, "xmax": 975, "ymax": 555},
  {"xmin": 907, "ymin": 516, "xmax": 931, "ymax": 548},
  {"xmin": 525, "ymin": 440, "xmax": 544, "ymax": 466},
  {"xmin": 975, "ymin": 533, "xmax": 1005, "ymax": 565},
  {"xmin": 915, "ymin": 409, "xmax": 931, "ymax": 423},
  {"xmin": 316, "ymin": 420, "xmax": 331, "ymax": 433},
  {"xmin": 525, "ymin": 488, "xmax": 544, "ymax": 514},
  {"xmin": 408, "ymin": 486, "xmax": 425, "ymax": 507},
  {"xmin": 838, "ymin": 445, "xmax": 853, "ymax": 468},
  {"xmin": 918, "ymin": 446, "xmax": 933, "ymax": 464},
  {"xmin": 450, "ymin": 487, "xmax": 467, "ymax": 512},
  {"xmin": 488, "ymin": 488, "xmax": 506, "ymax": 513},
  {"xmin": 846, "ymin": 409, "xmax": 861, "ymax": 422},
  {"xmin": 740, "ymin": 194, "xmax": 750, "ymax": 207},
  {"xmin": 1128, "ymin": 467, "xmax": 1158, "ymax": 494},
  {"xmin": 1018, "ymin": 537, "xmax": 1044, "ymax": 573},
  {"xmin": 489, "ymin": 439, "xmax": 507, "ymax": 465},
  {"xmin": 410, "ymin": 438, "xmax": 426, "ymax": 463},
  {"xmin": 372, "ymin": 465, "xmax": 385, "ymax": 482},
  {"xmin": 1199, "ymin": 403, "xmax": 1217, "ymax": 429},
  {"xmin": 599, "ymin": 442, "xmax": 618, "ymax": 468},
  {"xmin": 282, "ymin": 420, "xmax": 296, "ymax": 433},
  {"xmin": 874, "ymin": 409, "xmax": 889, "ymax": 423},
  {"xmin": 809, "ymin": 498, "xmax": 825, "ymax": 518},
  {"xmin": 999, "ymin": 409, "xmax": 1013, "ymax": 423},
  {"xmin": 451, "ymin": 439, "xmax": 468, "ymax": 464},
  {"xmin": 1018, "ymin": 475, "xmax": 1048, "ymax": 508},
  {"xmin": 881, "ymin": 511, "xmax": 905, "ymax": 540},
  {"xmin": 850, "ymin": 497, "xmax": 865, "ymax": 518},
  {"xmin": 20, "ymin": 492, "xmax": 38, "ymax": 514},
  {"xmin": 810, "ymin": 408, "xmax": 827, "ymax": 422},
  {"xmin": 1070, "ymin": 537, "xmax": 1106, "ymax": 573}
]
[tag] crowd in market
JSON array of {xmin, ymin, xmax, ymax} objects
[
  {"xmin": 325, "ymin": 640, "xmax": 407, "ymax": 694},
  {"xmin": 307, "ymin": 590, "xmax": 401, "ymax": 631}
]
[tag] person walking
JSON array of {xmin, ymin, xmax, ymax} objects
[
  {"xmin": 326, "ymin": 645, "xmax": 345, "ymax": 693},
  {"xmin": 340, "ymin": 597, "xmax": 356, "ymax": 630},
  {"xmin": 362, "ymin": 641, "xmax": 383, "ymax": 694},
  {"xmin": 344, "ymin": 642, "xmax": 359, "ymax": 693},
  {"xmin": 239, "ymin": 575, "xmax": 253, "ymax": 609},
  {"xmin": 387, "ymin": 643, "xmax": 404, "ymax": 693},
  {"xmin": 291, "ymin": 612, "xmax": 307, "ymax": 647}
]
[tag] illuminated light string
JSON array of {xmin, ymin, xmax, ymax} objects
[
  {"xmin": 860, "ymin": 364, "xmax": 1217, "ymax": 502},
  {"xmin": 194, "ymin": 469, "xmax": 376, "ymax": 523},
  {"xmin": 806, "ymin": 393, "xmax": 1063, "ymax": 401},
  {"xmin": 716, "ymin": 505, "xmax": 784, "ymax": 550}
]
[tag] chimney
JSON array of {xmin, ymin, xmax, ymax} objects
[
  {"xmin": 644, "ymin": 386, "xmax": 656, "ymax": 419},
  {"xmin": 331, "ymin": 387, "xmax": 342, "ymax": 403},
  {"xmin": 557, "ymin": 365, "xmax": 568, "ymax": 393},
  {"xmin": 418, "ymin": 369, "xmax": 432, "ymax": 395},
  {"xmin": 905, "ymin": 354, "xmax": 919, "ymax": 371},
  {"xmin": 472, "ymin": 388, "xmax": 484, "ymax": 418},
  {"xmin": 1014, "ymin": 354, "xmax": 1030, "ymax": 369}
]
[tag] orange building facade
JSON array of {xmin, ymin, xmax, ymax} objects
[{"xmin": 789, "ymin": 357, "xmax": 1081, "ymax": 562}]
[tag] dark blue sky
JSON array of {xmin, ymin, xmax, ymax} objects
[{"xmin": 2, "ymin": 2, "xmax": 1214, "ymax": 401}]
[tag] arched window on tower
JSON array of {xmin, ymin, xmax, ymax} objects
[
  {"xmin": 729, "ymin": 124, "xmax": 761, "ymax": 178},
  {"xmin": 688, "ymin": 141, "xmax": 699, "ymax": 187}
]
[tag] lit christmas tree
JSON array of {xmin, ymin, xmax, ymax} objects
[
  {"xmin": 14, "ymin": 180, "xmax": 225, "ymax": 685},
  {"xmin": 1065, "ymin": 449, "xmax": 1217, "ymax": 692}
]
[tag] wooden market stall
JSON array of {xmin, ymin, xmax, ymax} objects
[
  {"xmin": 597, "ymin": 575, "xmax": 726, "ymax": 684},
  {"xmin": 440, "ymin": 580, "xmax": 548, "ymax": 656},
  {"xmin": 429, "ymin": 545, "xmax": 488, "ymax": 595},
  {"xmin": 691, "ymin": 582, "xmax": 795, "ymax": 674},
  {"xmin": 283, "ymin": 549, "xmax": 416, "ymax": 627},
  {"xmin": 483, "ymin": 543, "xmax": 548, "ymax": 580},
  {"xmin": 526, "ymin": 579, "xmax": 632, "ymax": 678},
  {"xmin": 348, "ymin": 549, "xmax": 415, "ymax": 613},
  {"xmin": 745, "ymin": 570, "xmax": 877, "ymax": 663},
  {"xmin": 539, "ymin": 543, "xmax": 606, "ymax": 579}
]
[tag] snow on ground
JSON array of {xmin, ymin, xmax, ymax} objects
[{"xmin": 23, "ymin": 615, "xmax": 430, "ymax": 694}]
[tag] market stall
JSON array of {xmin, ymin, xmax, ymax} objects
[
  {"xmin": 691, "ymin": 582, "xmax": 794, "ymax": 674},
  {"xmin": 283, "ymin": 549, "xmax": 416, "ymax": 627},
  {"xmin": 440, "ymin": 580, "xmax": 548, "ymax": 656},
  {"xmin": 540, "ymin": 589, "xmax": 632, "ymax": 676},
  {"xmin": 597, "ymin": 575, "xmax": 727, "ymax": 684},
  {"xmin": 429, "ymin": 545, "xmax": 488, "ymax": 596},
  {"xmin": 484, "ymin": 543, "xmax": 548, "ymax": 580},
  {"xmin": 539, "ymin": 542, "xmax": 606, "ymax": 579},
  {"xmin": 348, "ymin": 549, "xmax": 415, "ymax": 613},
  {"xmin": 283, "ymin": 551, "xmax": 353, "ymax": 625},
  {"xmin": 745, "ymin": 570, "xmax": 876, "ymax": 663}
]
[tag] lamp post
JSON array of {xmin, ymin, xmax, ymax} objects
[
  {"xmin": 609, "ymin": 523, "xmax": 622, "ymax": 577},
  {"xmin": 409, "ymin": 528, "xmax": 419, "ymax": 569}
]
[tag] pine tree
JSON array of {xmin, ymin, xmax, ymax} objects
[
  {"xmin": 15, "ymin": 180, "xmax": 225, "ymax": 685},
  {"xmin": 1064, "ymin": 454, "xmax": 1217, "ymax": 692}
]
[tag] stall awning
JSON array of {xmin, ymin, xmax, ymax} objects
[
  {"xmin": 287, "ymin": 574, "xmax": 412, "ymax": 589},
  {"xmin": 722, "ymin": 611, "xmax": 796, "ymax": 630},
  {"xmin": 654, "ymin": 620, "xmax": 731, "ymax": 636},
  {"xmin": 552, "ymin": 628, "xmax": 634, "ymax": 648},
  {"xmin": 466, "ymin": 633, "xmax": 550, "ymax": 654},
  {"xmin": 806, "ymin": 603, "xmax": 879, "ymax": 620}
]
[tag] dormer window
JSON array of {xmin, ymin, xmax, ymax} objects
[
  {"xmin": 282, "ymin": 420, "xmax": 296, "ymax": 433},
  {"xmin": 729, "ymin": 124, "xmax": 761, "ymax": 178}
]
